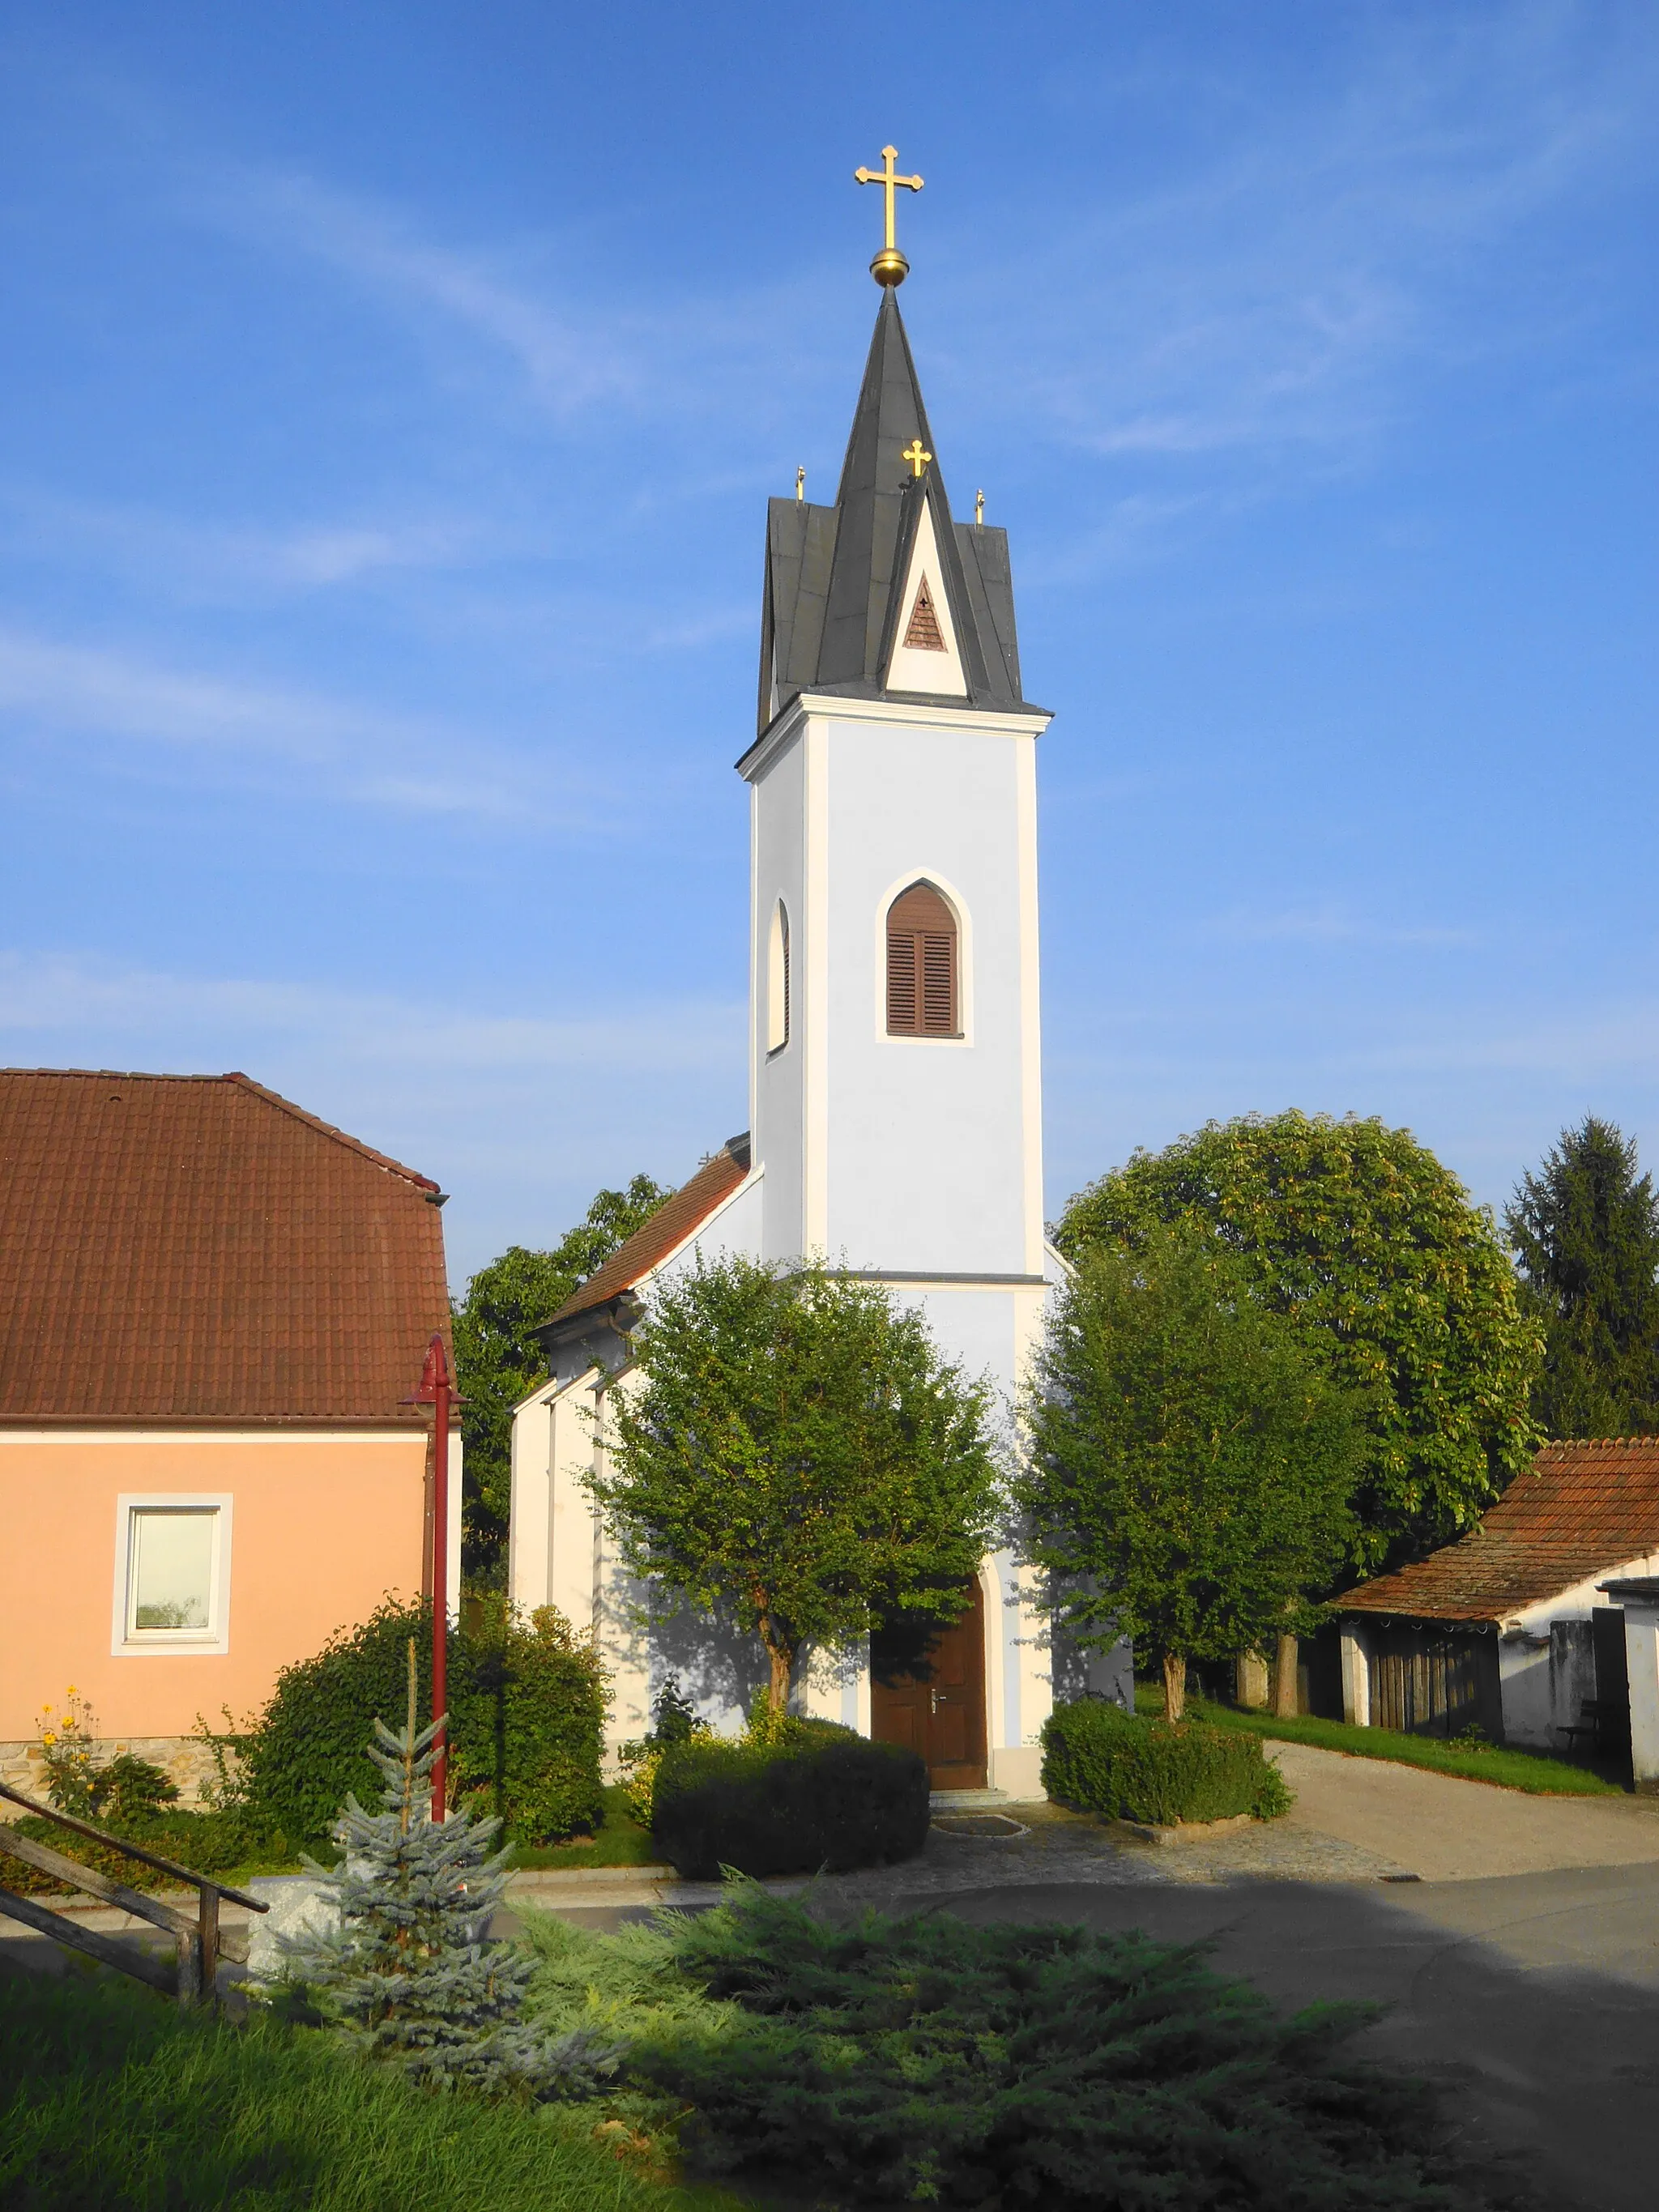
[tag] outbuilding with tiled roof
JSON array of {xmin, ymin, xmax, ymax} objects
[
  {"xmin": 0, "ymin": 1069, "xmax": 456, "ymax": 1804},
  {"xmin": 1336, "ymin": 1438, "xmax": 1659, "ymax": 1756}
]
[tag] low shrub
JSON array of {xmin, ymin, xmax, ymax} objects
[
  {"xmin": 650, "ymin": 1722, "xmax": 928, "ymax": 1878},
  {"xmin": 223, "ymin": 1598, "xmax": 606, "ymax": 1847},
  {"xmin": 521, "ymin": 1883, "xmax": 1496, "ymax": 2210},
  {"xmin": 1042, "ymin": 1696, "xmax": 1290, "ymax": 1824}
]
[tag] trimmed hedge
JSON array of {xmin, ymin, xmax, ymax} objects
[
  {"xmin": 232, "ymin": 1599, "xmax": 607, "ymax": 1846},
  {"xmin": 651, "ymin": 1722, "xmax": 930, "ymax": 1877},
  {"xmin": 1042, "ymin": 1698, "xmax": 1290, "ymax": 1825}
]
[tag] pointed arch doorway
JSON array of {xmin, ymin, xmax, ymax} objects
[{"xmin": 869, "ymin": 1576, "xmax": 987, "ymax": 1789}]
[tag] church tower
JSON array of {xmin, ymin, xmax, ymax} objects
[
  {"xmin": 510, "ymin": 159, "xmax": 1079, "ymax": 1797},
  {"xmin": 742, "ymin": 197, "xmax": 1052, "ymax": 1416}
]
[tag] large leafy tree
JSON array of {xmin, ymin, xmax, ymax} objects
[
  {"xmin": 1017, "ymin": 1227, "xmax": 1362, "ymax": 1721},
  {"xmin": 586, "ymin": 1255, "xmax": 1000, "ymax": 1715},
  {"xmin": 452, "ymin": 1175, "xmax": 673, "ymax": 1583},
  {"xmin": 1058, "ymin": 1112, "xmax": 1542, "ymax": 1575},
  {"xmin": 1505, "ymin": 1116, "xmax": 1659, "ymax": 1440}
]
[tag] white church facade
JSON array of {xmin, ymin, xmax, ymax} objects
[{"xmin": 508, "ymin": 246, "xmax": 1124, "ymax": 1795}]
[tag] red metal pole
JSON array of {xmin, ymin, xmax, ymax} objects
[
  {"xmin": 432, "ymin": 1355, "xmax": 449, "ymax": 1820},
  {"xmin": 406, "ymin": 1332, "xmax": 457, "ymax": 1823}
]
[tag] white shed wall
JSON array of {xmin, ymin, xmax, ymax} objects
[{"xmin": 1497, "ymin": 1549, "xmax": 1659, "ymax": 1748}]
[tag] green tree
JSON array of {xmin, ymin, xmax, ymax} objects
[
  {"xmin": 452, "ymin": 1175, "xmax": 673, "ymax": 1582},
  {"xmin": 1058, "ymin": 1112, "xmax": 1542, "ymax": 1575},
  {"xmin": 1505, "ymin": 1116, "xmax": 1659, "ymax": 1439},
  {"xmin": 1017, "ymin": 1228, "xmax": 1363, "ymax": 1721},
  {"xmin": 586, "ymin": 1255, "xmax": 1000, "ymax": 1715}
]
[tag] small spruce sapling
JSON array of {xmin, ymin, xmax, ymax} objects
[
  {"xmin": 281, "ymin": 1641, "xmax": 617, "ymax": 2099},
  {"xmin": 617, "ymin": 1675, "xmax": 710, "ymax": 1827}
]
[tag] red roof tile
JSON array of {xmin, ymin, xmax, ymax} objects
[
  {"xmin": 543, "ymin": 1137, "xmax": 751, "ymax": 1330},
  {"xmin": 1342, "ymin": 1438, "xmax": 1659, "ymax": 1622},
  {"xmin": 0, "ymin": 1070, "xmax": 451, "ymax": 1422}
]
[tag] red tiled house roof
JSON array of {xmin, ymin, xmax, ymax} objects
[
  {"xmin": 541, "ymin": 1136, "xmax": 751, "ymax": 1332},
  {"xmin": 0, "ymin": 1070, "xmax": 451, "ymax": 1422},
  {"xmin": 1341, "ymin": 1438, "xmax": 1659, "ymax": 1624}
]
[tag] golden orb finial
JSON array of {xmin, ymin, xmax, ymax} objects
[{"xmin": 855, "ymin": 143, "xmax": 923, "ymax": 286}]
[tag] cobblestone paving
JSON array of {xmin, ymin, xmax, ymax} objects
[{"xmin": 805, "ymin": 1799, "xmax": 1408, "ymax": 1917}]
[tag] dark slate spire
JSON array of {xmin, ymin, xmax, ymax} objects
[
  {"xmin": 756, "ymin": 291, "xmax": 1031, "ymax": 738},
  {"xmin": 817, "ymin": 289, "xmax": 936, "ymax": 688}
]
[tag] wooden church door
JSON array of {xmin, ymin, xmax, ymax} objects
[{"xmin": 870, "ymin": 1576, "xmax": 987, "ymax": 1789}]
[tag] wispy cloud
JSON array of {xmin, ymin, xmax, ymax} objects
[
  {"xmin": 0, "ymin": 487, "xmax": 493, "ymax": 602},
  {"xmin": 180, "ymin": 164, "xmax": 827, "ymax": 440},
  {"xmin": 0, "ymin": 949, "xmax": 744, "ymax": 1079},
  {"xmin": 0, "ymin": 624, "xmax": 526, "ymax": 818},
  {"xmin": 191, "ymin": 169, "xmax": 636, "ymax": 416},
  {"xmin": 953, "ymin": 11, "xmax": 1654, "ymax": 479}
]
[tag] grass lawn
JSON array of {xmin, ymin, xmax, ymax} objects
[
  {"xmin": 509, "ymin": 1786, "xmax": 663, "ymax": 1870},
  {"xmin": 0, "ymin": 1966, "xmax": 746, "ymax": 2212},
  {"xmin": 1133, "ymin": 1685, "xmax": 1625, "ymax": 1795}
]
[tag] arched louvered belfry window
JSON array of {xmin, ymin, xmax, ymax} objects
[
  {"xmin": 767, "ymin": 899, "xmax": 791, "ymax": 1052},
  {"xmin": 885, "ymin": 880, "xmax": 958, "ymax": 1037}
]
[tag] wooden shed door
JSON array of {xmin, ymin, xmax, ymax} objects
[
  {"xmin": 870, "ymin": 1578, "xmax": 987, "ymax": 1789},
  {"xmin": 1368, "ymin": 1625, "xmax": 1499, "ymax": 1738}
]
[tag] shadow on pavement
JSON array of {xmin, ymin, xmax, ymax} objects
[{"xmin": 922, "ymin": 1869, "xmax": 1659, "ymax": 2212}]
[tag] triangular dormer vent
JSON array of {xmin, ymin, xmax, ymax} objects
[{"xmin": 903, "ymin": 578, "xmax": 945, "ymax": 651}]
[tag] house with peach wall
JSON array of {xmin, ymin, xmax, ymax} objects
[{"xmin": 0, "ymin": 1068, "xmax": 458, "ymax": 1806}]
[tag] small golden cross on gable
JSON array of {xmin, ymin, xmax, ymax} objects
[
  {"xmin": 855, "ymin": 143, "xmax": 923, "ymax": 287},
  {"xmin": 902, "ymin": 439, "xmax": 932, "ymax": 479}
]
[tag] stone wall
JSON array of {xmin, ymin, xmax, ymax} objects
[{"xmin": 0, "ymin": 1735, "xmax": 230, "ymax": 1815}]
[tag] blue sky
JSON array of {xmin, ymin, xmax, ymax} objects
[{"xmin": 1, "ymin": 2, "xmax": 1654, "ymax": 1286}]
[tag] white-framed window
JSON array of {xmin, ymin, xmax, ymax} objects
[
  {"xmin": 885, "ymin": 879, "xmax": 959, "ymax": 1037},
  {"xmin": 111, "ymin": 1495, "xmax": 233, "ymax": 1656},
  {"xmin": 766, "ymin": 898, "xmax": 791, "ymax": 1053}
]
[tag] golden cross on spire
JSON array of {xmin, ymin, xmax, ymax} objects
[
  {"xmin": 855, "ymin": 143, "xmax": 923, "ymax": 287},
  {"xmin": 902, "ymin": 438, "xmax": 932, "ymax": 479}
]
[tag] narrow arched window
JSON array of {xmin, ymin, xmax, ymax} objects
[
  {"xmin": 885, "ymin": 881, "xmax": 958, "ymax": 1037},
  {"xmin": 767, "ymin": 899, "xmax": 791, "ymax": 1052}
]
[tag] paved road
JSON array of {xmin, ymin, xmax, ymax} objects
[
  {"xmin": 1270, "ymin": 1741, "xmax": 1659, "ymax": 1880},
  {"xmin": 921, "ymin": 1867, "xmax": 1659, "ymax": 2212}
]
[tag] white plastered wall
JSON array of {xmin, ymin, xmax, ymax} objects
[
  {"xmin": 744, "ymin": 697, "xmax": 1048, "ymax": 1280},
  {"xmin": 518, "ymin": 679, "xmax": 1058, "ymax": 1782},
  {"xmin": 1495, "ymin": 1549, "xmax": 1659, "ymax": 1748}
]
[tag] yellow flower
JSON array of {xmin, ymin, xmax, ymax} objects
[{"xmin": 66, "ymin": 1685, "xmax": 76, "ymax": 1696}]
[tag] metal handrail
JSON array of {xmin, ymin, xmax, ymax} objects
[{"xmin": 0, "ymin": 1775, "xmax": 268, "ymax": 2005}]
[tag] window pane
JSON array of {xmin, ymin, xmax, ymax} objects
[{"xmin": 131, "ymin": 1510, "xmax": 215, "ymax": 1631}]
